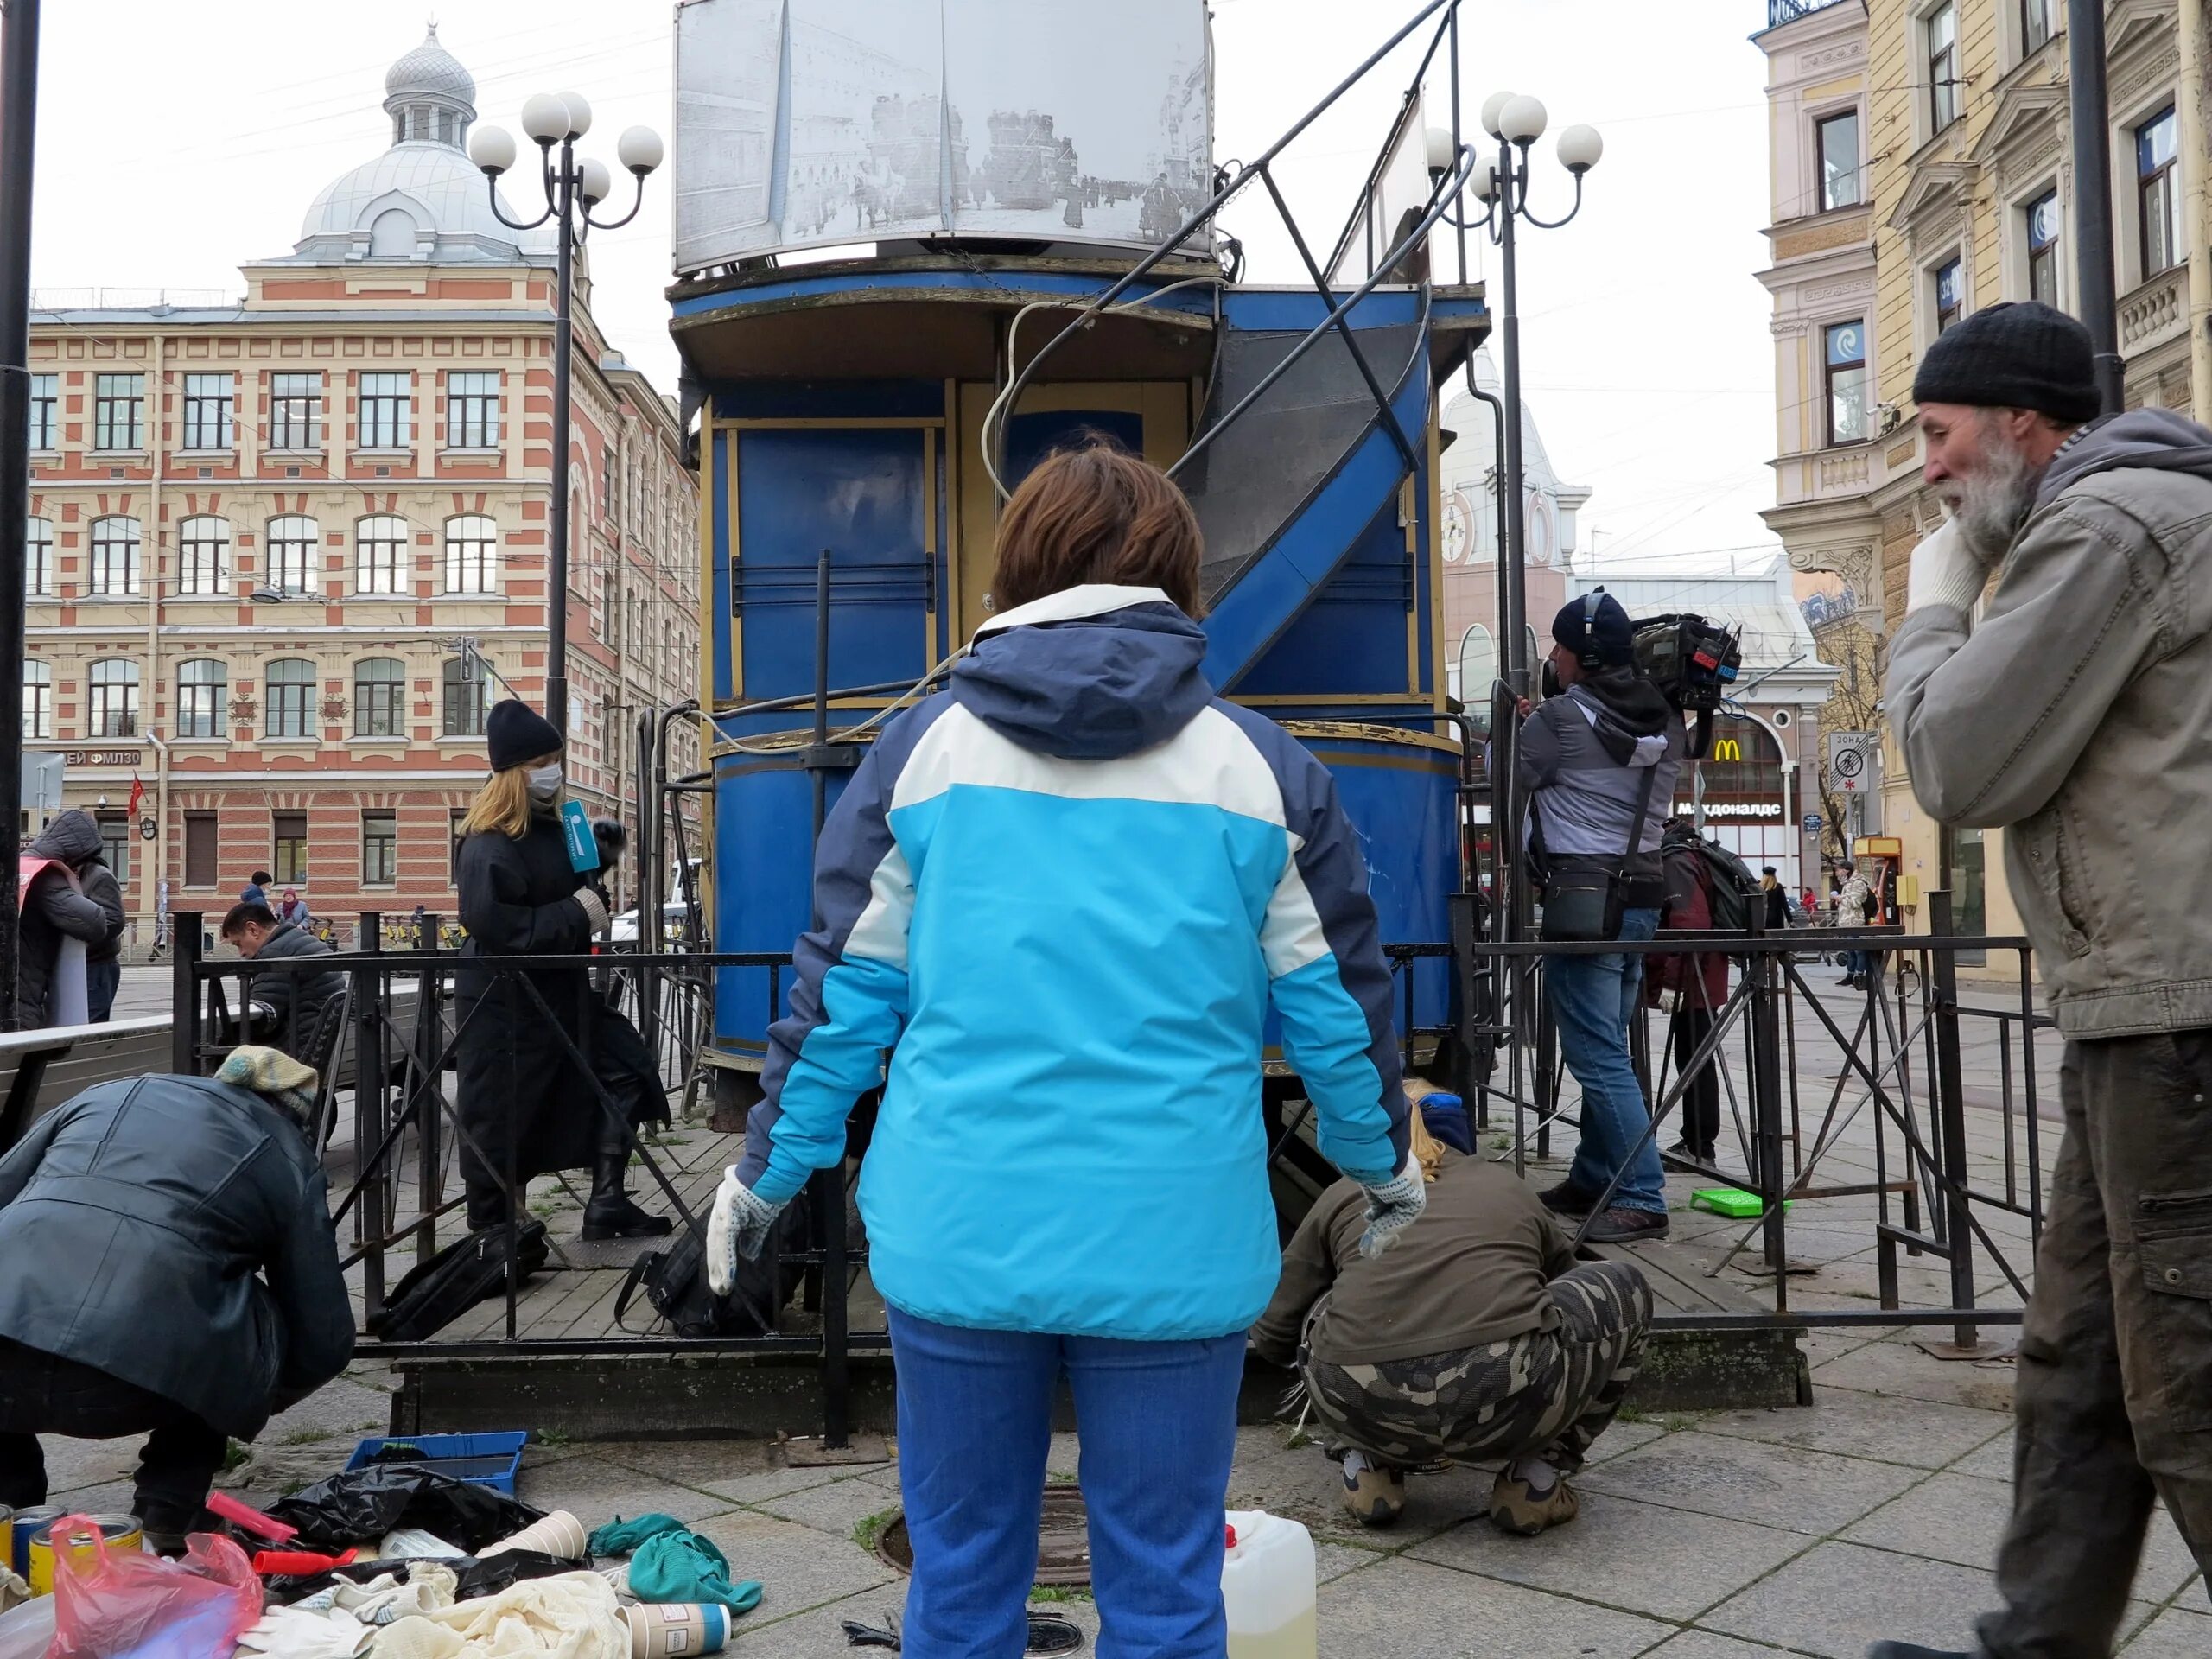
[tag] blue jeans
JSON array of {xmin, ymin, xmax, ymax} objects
[
  {"xmin": 1552, "ymin": 906, "xmax": 1667, "ymax": 1215},
  {"xmin": 86, "ymin": 957, "xmax": 119, "ymax": 1024},
  {"xmin": 887, "ymin": 1310, "xmax": 1246, "ymax": 1659}
]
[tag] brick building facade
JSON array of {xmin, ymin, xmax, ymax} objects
[{"xmin": 22, "ymin": 29, "xmax": 698, "ymax": 946}]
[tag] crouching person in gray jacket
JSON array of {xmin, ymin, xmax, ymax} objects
[
  {"xmin": 0, "ymin": 1047, "xmax": 353, "ymax": 1553},
  {"xmin": 1875, "ymin": 302, "xmax": 2212, "ymax": 1659}
]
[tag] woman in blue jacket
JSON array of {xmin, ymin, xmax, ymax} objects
[{"xmin": 709, "ymin": 444, "xmax": 1420, "ymax": 1657}]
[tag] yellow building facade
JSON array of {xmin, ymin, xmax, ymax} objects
[{"xmin": 1758, "ymin": 0, "xmax": 2189, "ymax": 959}]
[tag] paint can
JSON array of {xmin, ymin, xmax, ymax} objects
[
  {"xmin": 28, "ymin": 1514, "xmax": 143, "ymax": 1597},
  {"xmin": 7, "ymin": 1505, "xmax": 62, "ymax": 1581}
]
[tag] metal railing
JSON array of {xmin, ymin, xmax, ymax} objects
[{"xmin": 1765, "ymin": 0, "xmax": 1856, "ymax": 27}]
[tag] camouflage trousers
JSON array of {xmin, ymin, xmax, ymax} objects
[{"xmin": 1301, "ymin": 1261, "xmax": 1653, "ymax": 1474}]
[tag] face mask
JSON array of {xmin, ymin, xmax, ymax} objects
[{"xmin": 524, "ymin": 763, "xmax": 563, "ymax": 805}]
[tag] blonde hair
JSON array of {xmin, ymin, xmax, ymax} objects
[
  {"xmin": 1408, "ymin": 1105, "xmax": 1446, "ymax": 1184},
  {"xmin": 459, "ymin": 748, "xmax": 560, "ymax": 842}
]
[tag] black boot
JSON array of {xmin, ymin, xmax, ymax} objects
[
  {"xmin": 464, "ymin": 1185, "xmax": 512, "ymax": 1233},
  {"xmin": 581, "ymin": 1153, "xmax": 672, "ymax": 1242}
]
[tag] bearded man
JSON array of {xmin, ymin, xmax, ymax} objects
[{"xmin": 1874, "ymin": 301, "xmax": 2212, "ymax": 1659}]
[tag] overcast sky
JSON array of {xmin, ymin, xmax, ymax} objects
[{"xmin": 24, "ymin": 0, "xmax": 1780, "ymax": 569}]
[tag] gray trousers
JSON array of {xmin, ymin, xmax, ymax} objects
[{"xmin": 1981, "ymin": 1031, "xmax": 2212, "ymax": 1659}]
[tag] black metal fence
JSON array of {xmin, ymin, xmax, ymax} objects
[{"xmin": 168, "ymin": 895, "xmax": 2053, "ymax": 1444}]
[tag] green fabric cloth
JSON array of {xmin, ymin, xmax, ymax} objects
[
  {"xmin": 588, "ymin": 1513, "xmax": 765, "ymax": 1615},
  {"xmin": 588, "ymin": 1512, "xmax": 686, "ymax": 1555}
]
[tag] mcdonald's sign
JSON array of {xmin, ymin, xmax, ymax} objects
[{"xmin": 1710, "ymin": 737, "xmax": 1742, "ymax": 762}]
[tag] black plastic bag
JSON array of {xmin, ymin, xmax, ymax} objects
[
  {"xmin": 264, "ymin": 1465, "xmax": 544, "ymax": 1553},
  {"xmin": 264, "ymin": 1548, "xmax": 576, "ymax": 1606}
]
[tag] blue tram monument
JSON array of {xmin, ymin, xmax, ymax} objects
[{"xmin": 665, "ymin": 0, "xmax": 1491, "ymax": 1180}]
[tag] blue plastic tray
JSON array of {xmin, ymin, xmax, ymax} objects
[{"xmin": 345, "ymin": 1431, "xmax": 528, "ymax": 1495}]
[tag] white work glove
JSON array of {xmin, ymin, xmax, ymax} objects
[
  {"xmin": 1658, "ymin": 988, "xmax": 1681, "ymax": 1014},
  {"xmin": 1356, "ymin": 1155, "xmax": 1427, "ymax": 1259},
  {"xmin": 707, "ymin": 1167, "xmax": 786, "ymax": 1294},
  {"xmin": 573, "ymin": 887, "xmax": 610, "ymax": 935},
  {"xmin": 1905, "ymin": 518, "xmax": 1989, "ymax": 617}
]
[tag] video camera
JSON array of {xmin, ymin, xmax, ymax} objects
[{"xmin": 1630, "ymin": 613, "xmax": 1743, "ymax": 714}]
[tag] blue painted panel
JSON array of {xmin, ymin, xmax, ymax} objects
[
  {"xmin": 675, "ymin": 268, "xmax": 1217, "ymax": 321},
  {"xmin": 711, "ymin": 433, "xmax": 734, "ymax": 707},
  {"xmin": 735, "ymin": 429, "xmax": 930, "ymax": 702},
  {"xmin": 712, "ymin": 737, "xmax": 874, "ymax": 1057},
  {"xmin": 1218, "ymin": 289, "xmax": 1426, "ymax": 333},
  {"xmin": 1004, "ymin": 410, "xmax": 1145, "ymax": 488},
  {"xmin": 1236, "ymin": 496, "xmax": 1411, "ymax": 696}
]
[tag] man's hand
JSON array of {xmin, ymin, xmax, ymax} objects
[
  {"xmin": 1514, "ymin": 696, "xmax": 1534, "ymax": 721},
  {"xmin": 1906, "ymin": 518, "xmax": 1991, "ymax": 617},
  {"xmin": 1356, "ymin": 1158, "xmax": 1427, "ymax": 1259},
  {"xmin": 707, "ymin": 1169, "xmax": 786, "ymax": 1294}
]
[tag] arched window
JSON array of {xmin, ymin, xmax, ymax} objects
[
  {"xmin": 443, "ymin": 515, "xmax": 499, "ymax": 594},
  {"xmin": 442, "ymin": 657, "xmax": 490, "ymax": 737},
  {"xmin": 177, "ymin": 658, "xmax": 226, "ymax": 740},
  {"xmin": 354, "ymin": 657, "xmax": 406, "ymax": 738},
  {"xmin": 22, "ymin": 661, "xmax": 51, "ymax": 740},
  {"xmin": 24, "ymin": 517, "xmax": 52, "ymax": 598},
  {"xmin": 1692, "ymin": 712, "xmax": 1786, "ymax": 798},
  {"xmin": 1455, "ymin": 625, "xmax": 1497, "ymax": 734},
  {"xmin": 177, "ymin": 515, "xmax": 231, "ymax": 597},
  {"xmin": 87, "ymin": 658, "xmax": 139, "ymax": 738},
  {"xmin": 266, "ymin": 658, "xmax": 315, "ymax": 740},
  {"xmin": 88, "ymin": 516, "xmax": 141, "ymax": 597},
  {"xmin": 266, "ymin": 516, "xmax": 319, "ymax": 594},
  {"xmin": 369, "ymin": 209, "xmax": 417, "ymax": 258},
  {"xmin": 355, "ymin": 514, "xmax": 408, "ymax": 595}
]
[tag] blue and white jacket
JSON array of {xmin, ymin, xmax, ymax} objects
[{"xmin": 735, "ymin": 585, "xmax": 1408, "ymax": 1342}]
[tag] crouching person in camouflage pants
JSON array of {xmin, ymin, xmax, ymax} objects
[{"xmin": 1253, "ymin": 1109, "xmax": 1654, "ymax": 1535}]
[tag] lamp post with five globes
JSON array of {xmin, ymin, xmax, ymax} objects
[
  {"xmin": 1470, "ymin": 92, "xmax": 1601, "ymax": 704},
  {"xmin": 467, "ymin": 94, "xmax": 663, "ymax": 727}
]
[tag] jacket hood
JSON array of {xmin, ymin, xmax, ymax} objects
[
  {"xmin": 2036, "ymin": 407, "xmax": 2212, "ymax": 507},
  {"xmin": 952, "ymin": 584, "xmax": 1214, "ymax": 760},
  {"xmin": 1569, "ymin": 671, "xmax": 1673, "ymax": 766},
  {"xmin": 30, "ymin": 810, "xmax": 100, "ymax": 866}
]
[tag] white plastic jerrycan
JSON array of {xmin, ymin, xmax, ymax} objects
[{"xmin": 1222, "ymin": 1509, "xmax": 1317, "ymax": 1659}]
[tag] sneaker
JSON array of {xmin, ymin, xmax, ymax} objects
[
  {"xmin": 1339, "ymin": 1454, "xmax": 1405, "ymax": 1529},
  {"xmin": 1864, "ymin": 1645, "xmax": 1972, "ymax": 1659},
  {"xmin": 1538, "ymin": 1180, "xmax": 1600, "ymax": 1217},
  {"xmin": 1489, "ymin": 1468, "xmax": 1579, "ymax": 1535},
  {"xmin": 1584, "ymin": 1206, "xmax": 1670, "ymax": 1244}
]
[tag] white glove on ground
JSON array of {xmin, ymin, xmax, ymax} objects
[
  {"xmin": 573, "ymin": 887, "xmax": 610, "ymax": 935},
  {"xmin": 707, "ymin": 1167, "xmax": 787, "ymax": 1294},
  {"xmin": 1905, "ymin": 518, "xmax": 1989, "ymax": 616},
  {"xmin": 1356, "ymin": 1155, "xmax": 1427, "ymax": 1259}
]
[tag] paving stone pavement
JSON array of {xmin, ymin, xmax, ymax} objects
[{"xmin": 206, "ymin": 1332, "xmax": 2165, "ymax": 1658}]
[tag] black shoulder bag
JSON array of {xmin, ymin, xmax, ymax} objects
[{"xmin": 1540, "ymin": 760, "xmax": 1660, "ymax": 944}]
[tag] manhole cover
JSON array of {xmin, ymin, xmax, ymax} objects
[{"xmin": 874, "ymin": 1484, "xmax": 1091, "ymax": 1587}]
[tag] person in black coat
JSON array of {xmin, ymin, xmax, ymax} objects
[
  {"xmin": 16, "ymin": 810, "xmax": 113, "ymax": 1029},
  {"xmin": 79, "ymin": 848, "xmax": 126, "ymax": 1024},
  {"xmin": 454, "ymin": 701, "xmax": 671, "ymax": 1240},
  {"xmin": 221, "ymin": 901, "xmax": 346, "ymax": 1061},
  {"xmin": 0, "ymin": 1047, "xmax": 353, "ymax": 1551}
]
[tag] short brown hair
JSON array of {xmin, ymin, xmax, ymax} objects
[{"xmin": 990, "ymin": 442, "xmax": 1205, "ymax": 618}]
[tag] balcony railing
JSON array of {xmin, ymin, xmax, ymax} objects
[{"xmin": 1767, "ymin": 0, "xmax": 1853, "ymax": 25}]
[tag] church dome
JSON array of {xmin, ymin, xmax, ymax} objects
[{"xmin": 283, "ymin": 29, "xmax": 555, "ymax": 266}]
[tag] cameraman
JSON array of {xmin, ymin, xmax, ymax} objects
[{"xmin": 1514, "ymin": 593, "xmax": 1686, "ymax": 1244}]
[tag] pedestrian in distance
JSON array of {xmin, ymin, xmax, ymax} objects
[
  {"xmin": 1649, "ymin": 818, "xmax": 1729, "ymax": 1166},
  {"xmin": 275, "ymin": 887, "xmax": 312, "ymax": 930},
  {"xmin": 1512, "ymin": 590, "xmax": 1688, "ymax": 1244},
  {"xmin": 1255, "ymin": 1102, "xmax": 1653, "ymax": 1538},
  {"xmin": 1872, "ymin": 300, "xmax": 2212, "ymax": 1659},
  {"xmin": 0, "ymin": 1046, "xmax": 353, "ymax": 1554},
  {"xmin": 220, "ymin": 900, "xmax": 345, "ymax": 1063},
  {"xmin": 453, "ymin": 701, "xmax": 671, "ymax": 1243},
  {"xmin": 240, "ymin": 870, "xmax": 272, "ymax": 907},
  {"xmin": 1834, "ymin": 861, "xmax": 1876, "ymax": 988},
  {"xmin": 707, "ymin": 442, "xmax": 1421, "ymax": 1659},
  {"xmin": 1759, "ymin": 865, "xmax": 1788, "ymax": 931},
  {"xmin": 16, "ymin": 810, "xmax": 115, "ymax": 1031}
]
